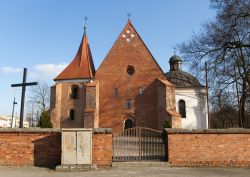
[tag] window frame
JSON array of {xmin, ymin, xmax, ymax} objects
[
  {"xmin": 127, "ymin": 65, "xmax": 135, "ymax": 76},
  {"xmin": 114, "ymin": 88, "xmax": 119, "ymax": 97},
  {"xmin": 178, "ymin": 99, "xmax": 186, "ymax": 118},
  {"xmin": 70, "ymin": 85, "xmax": 79, "ymax": 99},
  {"xmin": 69, "ymin": 109, "xmax": 75, "ymax": 120},
  {"xmin": 139, "ymin": 87, "xmax": 144, "ymax": 95},
  {"xmin": 125, "ymin": 99, "xmax": 133, "ymax": 110}
]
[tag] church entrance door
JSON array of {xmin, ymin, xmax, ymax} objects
[{"xmin": 112, "ymin": 127, "xmax": 166, "ymax": 161}]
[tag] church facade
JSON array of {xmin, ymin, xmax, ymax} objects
[{"xmin": 50, "ymin": 20, "xmax": 207, "ymax": 132}]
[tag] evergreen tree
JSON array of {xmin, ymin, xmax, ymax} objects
[{"xmin": 39, "ymin": 110, "xmax": 52, "ymax": 128}]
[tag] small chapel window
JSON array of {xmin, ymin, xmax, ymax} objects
[
  {"xmin": 114, "ymin": 88, "xmax": 119, "ymax": 97},
  {"xmin": 71, "ymin": 85, "xmax": 79, "ymax": 99},
  {"xmin": 127, "ymin": 65, "xmax": 135, "ymax": 76},
  {"xmin": 69, "ymin": 109, "xmax": 75, "ymax": 120},
  {"xmin": 139, "ymin": 87, "xmax": 144, "ymax": 95},
  {"xmin": 178, "ymin": 100, "xmax": 186, "ymax": 118}
]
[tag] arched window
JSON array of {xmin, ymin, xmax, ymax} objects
[
  {"xmin": 114, "ymin": 88, "xmax": 119, "ymax": 97},
  {"xmin": 178, "ymin": 100, "xmax": 186, "ymax": 118},
  {"xmin": 124, "ymin": 119, "xmax": 134, "ymax": 130},
  {"xmin": 71, "ymin": 85, "xmax": 79, "ymax": 99},
  {"xmin": 125, "ymin": 99, "xmax": 133, "ymax": 110},
  {"xmin": 69, "ymin": 109, "xmax": 75, "ymax": 120}
]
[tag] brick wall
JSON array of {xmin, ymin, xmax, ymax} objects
[
  {"xmin": 0, "ymin": 129, "xmax": 61, "ymax": 167},
  {"xmin": 92, "ymin": 129, "xmax": 113, "ymax": 166},
  {"xmin": 166, "ymin": 129, "xmax": 250, "ymax": 167},
  {"xmin": 0, "ymin": 128, "xmax": 112, "ymax": 167}
]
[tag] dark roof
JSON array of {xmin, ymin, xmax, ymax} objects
[
  {"xmin": 165, "ymin": 70, "xmax": 205, "ymax": 88},
  {"xmin": 169, "ymin": 55, "xmax": 182, "ymax": 62}
]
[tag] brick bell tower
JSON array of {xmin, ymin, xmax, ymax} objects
[{"xmin": 50, "ymin": 26, "xmax": 99, "ymax": 128}]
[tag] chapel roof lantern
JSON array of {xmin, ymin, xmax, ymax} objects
[{"xmin": 169, "ymin": 55, "xmax": 182, "ymax": 71}]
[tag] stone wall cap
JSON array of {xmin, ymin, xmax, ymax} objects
[
  {"xmin": 165, "ymin": 128, "xmax": 250, "ymax": 134},
  {"xmin": 61, "ymin": 128, "xmax": 92, "ymax": 131},
  {"xmin": 0, "ymin": 128, "xmax": 61, "ymax": 133},
  {"xmin": 93, "ymin": 128, "xmax": 112, "ymax": 134},
  {"xmin": 0, "ymin": 128, "xmax": 113, "ymax": 134}
]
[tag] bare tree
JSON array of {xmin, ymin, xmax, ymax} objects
[
  {"xmin": 178, "ymin": 0, "xmax": 250, "ymax": 127},
  {"xmin": 26, "ymin": 82, "xmax": 50, "ymax": 127},
  {"xmin": 210, "ymin": 89, "xmax": 239, "ymax": 128}
]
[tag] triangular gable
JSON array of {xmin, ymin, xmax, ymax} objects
[{"xmin": 96, "ymin": 20, "xmax": 165, "ymax": 77}]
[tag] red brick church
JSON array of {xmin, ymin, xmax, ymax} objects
[{"xmin": 50, "ymin": 20, "xmax": 181, "ymax": 132}]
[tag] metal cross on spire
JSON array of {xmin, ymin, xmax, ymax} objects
[
  {"xmin": 11, "ymin": 68, "xmax": 38, "ymax": 128},
  {"xmin": 84, "ymin": 16, "xmax": 88, "ymax": 32},
  {"xmin": 127, "ymin": 13, "xmax": 131, "ymax": 20}
]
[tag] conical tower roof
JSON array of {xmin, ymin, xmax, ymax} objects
[{"xmin": 54, "ymin": 29, "xmax": 95, "ymax": 81}]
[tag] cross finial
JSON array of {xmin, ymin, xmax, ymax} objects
[
  {"xmin": 84, "ymin": 16, "xmax": 88, "ymax": 32},
  {"xmin": 174, "ymin": 47, "xmax": 176, "ymax": 55},
  {"xmin": 127, "ymin": 13, "xmax": 131, "ymax": 20}
]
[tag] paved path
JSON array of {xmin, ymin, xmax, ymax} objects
[{"xmin": 0, "ymin": 166, "xmax": 250, "ymax": 177}]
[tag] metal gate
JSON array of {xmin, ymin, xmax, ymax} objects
[{"xmin": 113, "ymin": 127, "xmax": 166, "ymax": 161}]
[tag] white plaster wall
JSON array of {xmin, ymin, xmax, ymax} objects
[{"xmin": 175, "ymin": 88, "xmax": 208, "ymax": 129}]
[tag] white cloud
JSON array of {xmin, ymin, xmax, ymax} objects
[
  {"xmin": 1, "ymin": 67, "xmax": 22, "ymax": 74},
  {"xmin": 30, "ymin": 63, "xmax": 67, "ymax": 81}
]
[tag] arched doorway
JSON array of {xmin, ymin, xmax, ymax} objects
[{"xmin": 124, "ymin": 119, "xmax": 134, "ymax": 130}]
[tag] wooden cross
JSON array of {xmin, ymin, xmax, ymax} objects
[{"xmin": 11, "ymin": 68, "xmax": 38, "ymax": 128}]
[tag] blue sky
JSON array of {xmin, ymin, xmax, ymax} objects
[{"xmin": 0, "ymin": 0, "xmax": 215, "ymax": 116}]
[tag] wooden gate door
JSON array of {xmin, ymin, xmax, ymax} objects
[
  {"xmin": 61, "ymin": 129, "xmax": 92, "ymax": 165},
  {"xmin": 113, "ymin": 127, "xmax": 166, "ymax": 161}
]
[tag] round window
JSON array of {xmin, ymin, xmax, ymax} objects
[{"xmin": 127, "ymin": 65, "xmax": 135, "ymax": 76}]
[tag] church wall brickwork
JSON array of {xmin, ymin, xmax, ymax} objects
[
  {"xmin": 50, "ymin": 83, "xmax": 62, "ymax": 128},
  {"xmin": 85, "ymin": 86, "xmax": 96, "ymax": 109},
  {"xmin": 166, "ymin": 129, "xmax": 250, "ymax": 167},
  {"xmin": 156, "ymin": 81, "xmax": 171, "ymax": 128},
  {"xmin": 0, "ymin": 128, "xmax": 112, "ymax": 167},
  {"xmin": 51, "ymin": 81, "xmax": 98, "ymax": 129},
  {"xmin": 96, "ymin": 21, "xmax": 177, "ymax": 133},
  {"xmin": 59, "ymin": 82, "xmax": 86, "ymax": 128},
  {"xmin": 50, "ymin": 86, "xmax": 56, "ymax": 109},
  {"xmin": 84, "ymin": 112, "xmax": 94, "ymax": 128}
]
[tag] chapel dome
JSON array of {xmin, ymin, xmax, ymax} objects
[{"xmin": 165, "ymin": 55, "xmax": 205, "ymax": 88}]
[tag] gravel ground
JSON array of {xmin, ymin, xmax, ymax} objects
[{"xmin": 0, "ymin": 166, "xmax": 250, "ymax": 177}]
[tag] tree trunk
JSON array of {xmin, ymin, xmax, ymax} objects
[{"xmin": 240, "ymin": 81, "xmax": 247, "ymax": 128}]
